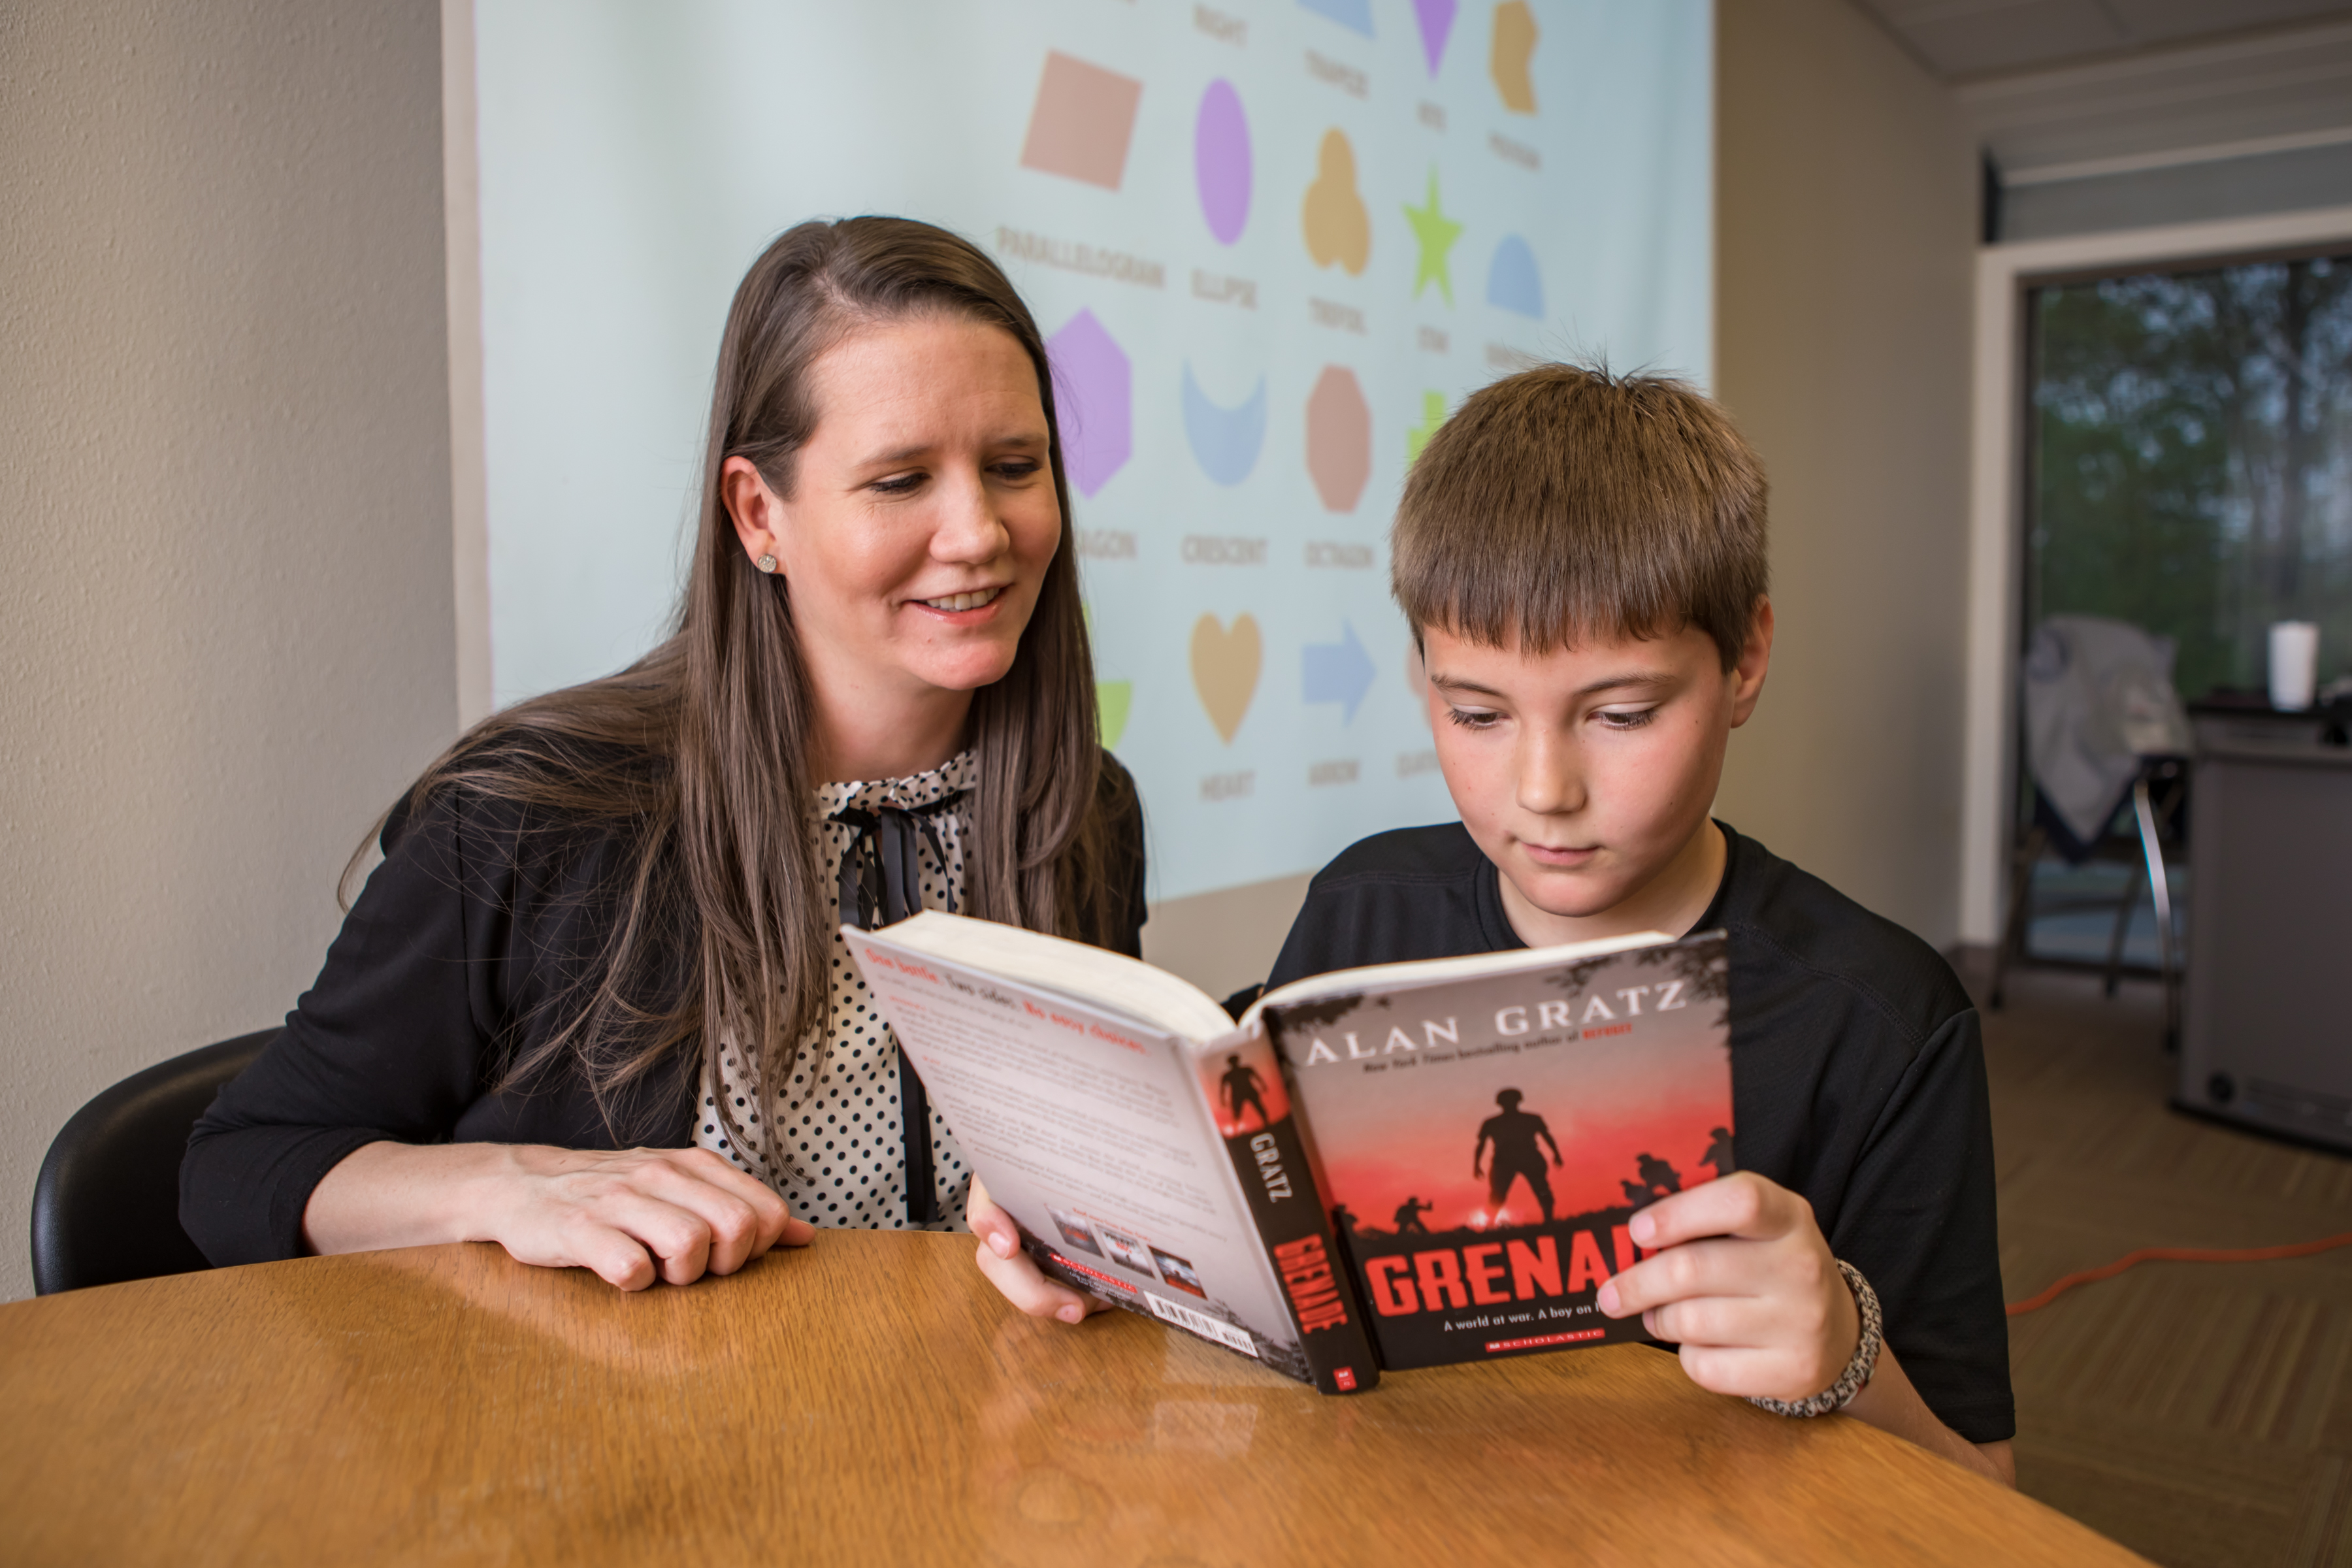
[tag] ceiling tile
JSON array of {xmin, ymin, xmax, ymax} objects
[
  {"xmin": 1891, "ymin": 0, "xmax": 2128, "ymax": 76},
  {"xmin": 1959, "ymin": 22, "xmax": 2352, "ymax": 174},
  {"xmin": 1854, "ymin": 0, "xmax": 2023, "ymax": 22},
  {"xmin": 2106, "ymin": 0, "xmax": 2352, "ymax": 48}
]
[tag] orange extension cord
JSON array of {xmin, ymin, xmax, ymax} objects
[{"xmin": 2005, "ymin": 1231, "xmax": 2352, "ymax": 1316}]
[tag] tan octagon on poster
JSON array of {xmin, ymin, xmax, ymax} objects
[{"xmin": 1306, "ymin": 366, "xmax": 1371, "ymax": 512}]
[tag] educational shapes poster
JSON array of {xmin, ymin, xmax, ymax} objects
[{"xmin": 473, "ymin": 0, "xmax": 1712, "ymax": 903}]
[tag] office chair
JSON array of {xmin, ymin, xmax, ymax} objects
[
  {"xmin": 30, "ymin": 1028, "xmax": 276, "ymax": 1295},
  {"xmin": 1991, "ymin": 614, "xmax": 2191, "ymax": 1048},
  {"xmin": 1989, "ymin": 763, "xmax": 2186, "ymax": 1039}
]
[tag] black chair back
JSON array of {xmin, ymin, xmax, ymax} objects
[{"xmin": 31, "ymin": 1030, "xmax": 276, "ymax": 1295}]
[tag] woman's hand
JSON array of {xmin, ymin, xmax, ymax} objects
[
  {"xmin": 966, "ymin": 1175, "xmax": 1112, "ymax": 1326},
  {"xmin": 475, "ymin": 1145, "xmax": 810, "ymax": 1289},
  {"xmin": 303, "ymin": 1141, "xmax": 812, "ymax": 1291},
  {"xmin": 1594, "ymin": 1171, "xmax": 1855, "ymax": 1401}
]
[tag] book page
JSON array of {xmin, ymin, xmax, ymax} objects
[
  {"xmin": 847, "ymin": 927, "xmax": 1311, "ymax": 1380},
  {"xmin": 864, "ymin": 910, "xmax": 1234, "ymax": 1043}
]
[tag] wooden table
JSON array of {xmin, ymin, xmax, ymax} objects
[{"xmin": 0, "ymin": 1232, "xmax": 2141, "ymax": 1565}]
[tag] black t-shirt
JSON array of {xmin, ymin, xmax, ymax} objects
[{"xmin": 1267, "ymin": 821, "xmax": 2014, "ymax": 1445}]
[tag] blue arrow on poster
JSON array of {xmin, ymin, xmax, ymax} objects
[
  {"xmin": 1299, "ymin": 0, "xmax": 1373, "ymax": 37},
  {"xmin": 1302, "ymin": 619, "xmax": 1376, "ymax": 723}
]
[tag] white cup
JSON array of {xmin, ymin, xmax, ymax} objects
[{"xmin": 2269, "ymin": 621, "xmax": 2319, "ymax": 711}]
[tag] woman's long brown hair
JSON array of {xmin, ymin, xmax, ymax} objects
[{"xmin": 367, "ymin": 218, "xmax": 1130, "ymax": 1156}]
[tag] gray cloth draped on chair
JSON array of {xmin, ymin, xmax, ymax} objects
[{"xmin": 2023, "ymin": 615, "xmax": 2191, "ymax": 852}]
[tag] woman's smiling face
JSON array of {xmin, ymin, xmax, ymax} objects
[{"xmin": 725, "ymin": 313, "xmax": 1063, "ymax": 725}]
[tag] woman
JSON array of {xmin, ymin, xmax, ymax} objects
[{"xmin": 182, "ymin": 217, "xmax": 1146, "ymax": 1294}]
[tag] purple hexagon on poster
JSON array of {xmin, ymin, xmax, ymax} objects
[
  {"xmin": 1194, "ymin": 79, "xmax": 1252, "ymax": 245},
  {"xmin": 1048, "ymin": 309, "xmax": 1131, "ymax": 498}
]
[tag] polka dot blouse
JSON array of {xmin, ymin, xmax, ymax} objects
[{"xmin": 694, "ymin": 751, "xmax": 974, "ymax": 1232}]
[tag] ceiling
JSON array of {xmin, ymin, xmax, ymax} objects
[{"xmin": 1851, "ymin": 0, "xmax": 2352, "ymax": 184}]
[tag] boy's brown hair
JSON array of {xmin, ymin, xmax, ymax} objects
[{"xmin": 1391, "ymin": 363, "xmax": 1768, "ymax": 670}]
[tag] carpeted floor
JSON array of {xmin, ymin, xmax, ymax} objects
[{"xmin": 1965, "ymin": 956, "xmax": 2352, "ymax": 1568}]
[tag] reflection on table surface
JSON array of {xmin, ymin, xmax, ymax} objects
[{"xmin": 0, "ymin": 1230, "xmax": 2142, "ymax": 1566}]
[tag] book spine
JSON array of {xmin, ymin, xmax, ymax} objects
[{"xmin": 1206, "ymin": 1024, "xmax": 1380, "ymax": 1394}]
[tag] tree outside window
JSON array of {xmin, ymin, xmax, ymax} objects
[{"xmin": 2029, "ymin": 255, "xmax": 2352, "ymax": 702}]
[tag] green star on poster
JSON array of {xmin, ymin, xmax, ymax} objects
[
  {"xmin": 1403, "ymin": 167, "xmax": 1463, "ymax": 305},
  {"xmin": 1406, "ymin": 390, "xmax": 1448, "ymax": 463},
  {"xmin": 1097, "ymin": 678, "xmax": 1132, "ymax": 747},
  {"xmin": 1083, "ymin": 602, "xmax": 1132, "ymax": 747}
]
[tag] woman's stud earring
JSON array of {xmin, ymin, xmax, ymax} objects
[{"xmin": 755, "ymin": 553, "xmax": 779, "ymax": 574}]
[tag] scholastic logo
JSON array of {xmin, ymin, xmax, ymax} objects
[
  {"xmin": 1049, "ymin": 1252, "xmax": 1137, "ymax": 1294},
  {"xmin": 1486, "ymin": 1328, "xmax": 1605, "ymax": 1352},
  {"xmin": 1333, "ymin": 1366, "xmax": 1358, "ymax": 1390}
]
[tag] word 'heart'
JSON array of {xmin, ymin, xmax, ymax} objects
[{"xmin": 1190, "ymin": 613, "xmax": 1262, "ymax": 743}]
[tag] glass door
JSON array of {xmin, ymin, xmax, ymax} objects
[{"xmin": 2019, "ymin": 253, "xmax": 2352, "ymax": 966}]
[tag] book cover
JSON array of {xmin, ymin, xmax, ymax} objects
[
  {"xmin": 1194, "ymin": 1027, "xmax": 1377, "ymax": 1392},
  {"xmin": 1268, "ymin": 932, "xmax": 1733, "ymax": 1371}
]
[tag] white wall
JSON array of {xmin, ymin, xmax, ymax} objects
[
  {"xmin": 0, "ymin": 0, "xmax": 459, "ymax": 1299},
  {"xmin": 1710, "ymin": 0, "xmax": 1979, "ymax": 948}
]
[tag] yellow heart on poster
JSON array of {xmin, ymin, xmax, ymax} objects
[{"xmin": 1190, "ymin": 613, "xmax": 1262, "ymax": 743}]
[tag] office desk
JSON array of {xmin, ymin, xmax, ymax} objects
[
  {"xmin": 0, "ymin": 1233, "xmax": 2136, "ymax": 1565},
  {"xmin": 2180, "ymin": 706, "xmax": 2352, "ymax": 1149}
]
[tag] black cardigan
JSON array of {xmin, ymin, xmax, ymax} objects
[{"xmin": 182, "ymin": 756, "xmax": 1148, "ymax": 1267}]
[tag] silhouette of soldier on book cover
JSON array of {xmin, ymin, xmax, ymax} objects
[
  {"xmin": 1620, "ymin": 1152, "xmax": 1684, "ymax": 1208},
  {"xmin": 1392, "ymin": 1196, "xmax": 1433, "ymax": 1234},
  {"xmin": 1474, "ymin": 1088, "xmax": 1565, "ymax": 1222},
  {"xmin": 1218, "ymin": 1052, "xmax": 1271, "ymax": 1132}
]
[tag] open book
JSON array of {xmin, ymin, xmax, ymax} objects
[{"xmin": 847, "ymin": 914, "xmax": 1733, "ymax": 1395}]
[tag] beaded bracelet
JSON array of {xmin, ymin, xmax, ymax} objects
[{"xmin": 1747, "ymin": 1259, "xmax": 1883, "ymax": 1419}]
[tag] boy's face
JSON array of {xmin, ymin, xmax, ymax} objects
[{"xmin": 1420, "ymin": 606, "xmax": 1772, "ymax": 942}]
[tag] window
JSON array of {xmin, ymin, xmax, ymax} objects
[
  {"xmin": 2027, "ymin": 253, "xmax": 2352, "ymax": 701},
  {"xmin": 2014, "ymin": 252, "xmax": 2352, "ymax": 968}
]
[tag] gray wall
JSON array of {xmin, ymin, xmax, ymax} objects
[
  {"xmin": 1710, "ymin": 0, "xmax": 1978, "ymax": 947},
  {"xmin": 1143, "ymin": 872, "xmax": 1314, "ymax": 1004},
  {"xmin": 0, "ymin": 1, "xmax": 459, "ymax": 1300}
]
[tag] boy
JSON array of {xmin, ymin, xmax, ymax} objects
[{"xmin": 976, "ymin": 365, "xmax": 2013, "ymax": 1486}]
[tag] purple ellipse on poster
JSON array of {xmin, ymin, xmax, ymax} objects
[{"xmin": 1194, "ymin": 79, "xmax": 1252, "ymax": 246}]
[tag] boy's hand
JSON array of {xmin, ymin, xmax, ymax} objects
[
  {"xmin": 1593, "ymin": 1171, "xmax": 1859, "ymax": 1404},
  {"xmin": 966, "ymin": 1175, "xmax": 1113, "ymax": 1326}
]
